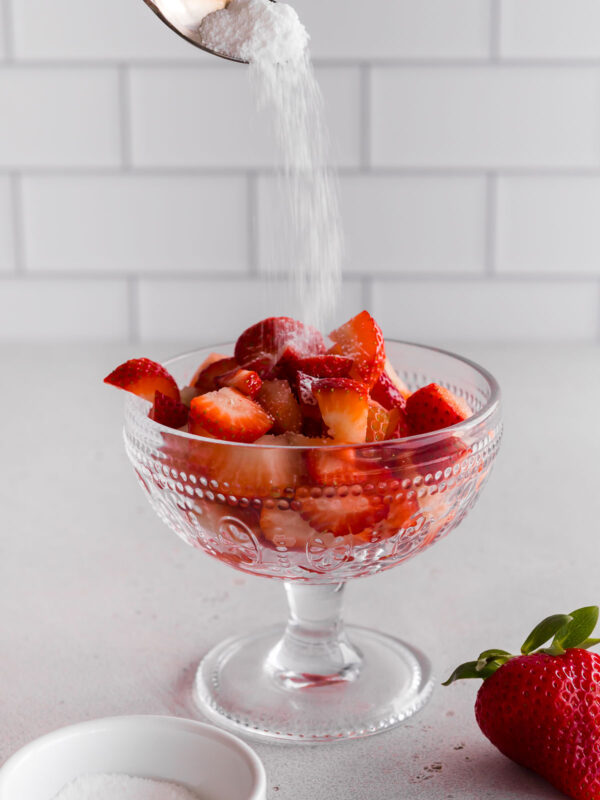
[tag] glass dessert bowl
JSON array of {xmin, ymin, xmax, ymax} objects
[{"xmin": 123, "ymin": 340, "xmax": 502, "ymax": 742}]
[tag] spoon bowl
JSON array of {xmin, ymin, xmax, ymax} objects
[{"xmin": 142, "ymin": 0, "xmax": 274, "ymax": 63}]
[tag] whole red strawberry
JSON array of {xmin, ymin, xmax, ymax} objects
[{"xmin": 444, "ymin": 606, "xmax": 600, "ymax": 800}]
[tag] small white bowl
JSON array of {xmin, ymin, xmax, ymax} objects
[{"xmin": 0, "ymin": 715, "xmax": 266, "ymax": 800}]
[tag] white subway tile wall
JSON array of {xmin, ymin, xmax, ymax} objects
[{"xmin": 0, "ymin": 0, "xmax": 599, "ymax": 343}]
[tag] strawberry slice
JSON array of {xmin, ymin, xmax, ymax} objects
[
  {"xmin": 104, "ymin": 358, "xmax": 179, "ymax": 403},
  {"xmin": 256, "ymin": 379, "xmax": 302, "ymax": 434},
  {"xmin": 329, "ymin": 310, "xmax": 386, "ymax": 388},
  {"xmin": 150, "ymin": 391, "xmax": 189, "ymax": 429},
  {"xmin": 386, "ymin": 406, "xmax": 411, "ymax": 439},
  {"xmin": 235, "ymin": 317, "xmax": 325, "ymax": 378},
  {"xmin": 217, "ymin": 367, "xmax": 262, "ymax": 398},
  {"xmin": 295, "ymin": 371, "xmax": 322, "ymax": 422},
  {"xmin": 192, "ymin": 356, "xmax": 238, "ymax": 393},
  {"xmin": 194, "ymin": 433, "xmax": 303, "ymax": 497},
  {"xmin": 366, "ymin": 399, "xmax": 390, "ymax": 443},
  {"xmin": 313, "ymin": 377, "xmax": 369, "ymax": 443},
  {"xmin": 406, "ymin": 383, "xmax": 472, "ymax": 435},
  {"xmin": 306, "ymin": 446, "xmax": 371, "ymax": 486},
  {"xmin": 299, "ymin": 492, "xmax": 388, "ymax": 537},
  {"xmin": 261, "ymin": 507, "xmax": 317, "ymax": 549},
  {"xmin": 189, "ymin": 352, "xmax": 230, "ymax": 387},
  {"xmin": 190, "ymin": 387, "xmax": 274, "ymax": 443},
  {"xmin": 295, "ymin": 354, "xmax": 353, "ymax": 379},
  {"xmin": 371, "ymin": 359, "xmax": 409, "ymax": 411}
]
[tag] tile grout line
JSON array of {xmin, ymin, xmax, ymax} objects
[
  {"xmin": 490, "ymin": 0, "xmax": 501, "ymax": 61},
  {"xmin": 118, "ymin": 64, "xmax": 133, "ymax": 170},
  {"xmin": 359, "ymin": 63, "xmax": 371, "ymax": 170},
  {"xmin": 10, "ymin": 57, "xmax": 600, "ymax": 68},
  {"xmin": 10, "ymin": 173, "xmax": 25, "ymax": 273},
  {"xmin": 127, "ymin": 276, "xmax": 140, "ymax": 344},
  {"xmin": 9, "ymin": 166, "xmax": 600, "ymax": 178},
  {"xmin": 597, "ymin": 279, "xmax": 600, "ymax": 342},
  {"xmin": 1, "ymin": 0, "xmax": 13, "ymax": 60},
  {"xmin": 1, "ymin": 272, "xmax": 599, "ymax": 284},
  {"xmin": 247, "ymin": 171, "xmax": 258, "ymax": 275},
  {"xmin": 485, "ymin": 172, "xmax": 497, "ymax": 277}
]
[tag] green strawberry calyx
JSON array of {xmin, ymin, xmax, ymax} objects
[{"xmin": 442, "ymin": 605, "xmax": 600, "ymax": 686}]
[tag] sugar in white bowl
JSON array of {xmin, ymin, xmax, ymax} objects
[{"xmin": 53, "ymin": 773, "xmax": 200, "ymax": 799}]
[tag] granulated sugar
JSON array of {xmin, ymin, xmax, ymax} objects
[
  {"xmin": 52, "ymin": 773, "xmax": 200, "ymax": 799},
  {"xmin": 200, "ymin": 0, "xmax": 343, "ymax": 330},
  {"xmin": 199, "ymin": 0, "xmax": 308, "ymax": 63}
]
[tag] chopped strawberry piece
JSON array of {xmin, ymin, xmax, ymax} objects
[
  {"xmin": 295, "ymin": 371, "xmax": 322, "ymax": 422},
  {"xmin": 295, "ymin": 354, "xmax": 353, "ymax": 379},
  {"xmin": 366, "ymin": 399, "xmax": 390, "ymax": 443},
  {"xmin": 217, "ymin": 367, "xmax": 262, "ymax": 398},
  {"xmin": 150, "ymin": 391, "xmax": 189, "ymax": 429},
  {"xmin": 189, "ymin": 352, "xmax": 230, "ymax": 387},
  {"xmin": 192, "ymin": 357, "xmax": 238, "ymax": 393},
  {"xmin": 261, "ymin": 507, "xmax": 316, "ymax": 549},
  {"xmin": 406, "ymin": 383, "xmax": 472, "ymax": 435},
  {"xmin": 299, "ymin": 492, "xmax": 388, "ymax": 537},
  {"xmin": 190, "ymin": 387, "xmax": 274, "ymax": 443},
  {"xmin": 275, "ymin": 343, "xmax": 308, "ymax": 380},
  {"xmin": 198, "ymin": 433, "xmax": 304, "ymax": 496},
  {"xmin": 104, "ymin": 358, "xmax": 179, "ymax": 403},
  {"xmin": 256, "ymin": 379, "xmax": 302, "ymax": 434},
  {"xmin": 301, "ymin": 416, "xmax": 328, "ymax": 437},
  {"xmin": 329, "ymin": 310, "xmax": 386, "ymax": 388},
  {"xmin": 235, "ymin": 317, "xmax": 325, "ymax": 378},
  {"xmin": 313, "ymin": 377, "xmax": 369, "ymax": 443},
  {"xmin": 306, "ymin": 446, "xmax": 372, "ymax": 486},
  {"xmin": 386, "ymin": 407, "xmax": 411, "ymax": 439},
  {"xmin": 371, "ymin": 359, "xmax": 409, "ymax": 411}
]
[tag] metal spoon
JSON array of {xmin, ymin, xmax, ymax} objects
[{"xmin": 142, "ymin": 0, "xmax": 275, "ymax": 64}]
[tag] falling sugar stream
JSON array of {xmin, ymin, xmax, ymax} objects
[{"xmin": 200, "ymin": 0, "xmax": 344, "ymax": 331}]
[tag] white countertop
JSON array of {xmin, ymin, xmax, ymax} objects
[{"xmin": 2, "ymin": 342, "xmax": 599, "ymax": 799}]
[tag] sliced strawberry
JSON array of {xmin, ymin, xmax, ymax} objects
[
  {"xmin": 306, "ymin": 446, "xmax": 371, "ymax": 486},
  {"xmin": 371, "ymin": 359, "xmax": 409, "ymax": 411},
  {"xmin": 190, "ymin": 387, "xmax": 274, "ymax": 443},
  {"xmin": 256, "ymin": 379, "xmax": 302, "ymax": 434},
  {"xmin": 150, "ymin": 391, "xmax": 189, "ymax": 429},
  {"xmin": 366, "ymin": 399, "xmax": 390, "ymax": 443},
  {"xmin": 217, "ymin": 367, "xmax": 262, "ymax": 398},
  {"xmin": 194, "ymin": 433, "xmax": 303, "ymax": 497},
  {"xmin": 376, "ymin": 491, "xmax": 421, "ymax": 541},
  {"xmin": 295, "ymin": 354, "xmax": 353, "ymax": 379},
  {"xmin": 235, "ymin": 317, "xmax": 325, "ymax": 378},
  {"xmin": 301, "ymin": 416, "xmax": 328, "ymax": 438},
  {"xmin": 260, "ymin": 507, "xmax": 316, "ymax": 549},
  {"xmin": 386, "ymin": 406, "xmax": 411, "ymax": 439},
  {"xmin": 313, "ymin": 377, "xmax": 369, "ymax": 443},
  {"xmin": 192, "ymin": 357, "xmax": 238, "ymax": 393},
  {"xmin": 295, "ymin": 371, "xmax": 322, "ymax": 421},
  {"xmin": 406, "ymin": 383, "xmax": 472, "ymax": 435},
  {"xmin": 104, "ymin": 358, "xmax": 179, "ymax": 403},
  {"xmin": 299, "ymin": 492, "xmax": 388, "ymax": 537},
  {"xmin": 189, "ymin": 352, "xmax": 230, "ymax": 387},
  {"xmin": 329, "ymin": 310, "xmax": 386, "ymax": 388}
]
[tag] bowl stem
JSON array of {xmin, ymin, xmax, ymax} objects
[{"xmin": 265, "ymin": 582, "xmax": 362, "ymax": 689}]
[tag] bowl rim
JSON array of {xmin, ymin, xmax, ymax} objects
[
  {"xmin": 126, "ymin": 339, "xmax": 502, "ymax": 451},
  {"xmin": 0, "ymin": 714, "xmax": 267, "ymax": 800}
]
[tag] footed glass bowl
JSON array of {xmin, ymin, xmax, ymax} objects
[{"xmin": 124, "ymin": 341, "xmax": 502, "ymax": 742}]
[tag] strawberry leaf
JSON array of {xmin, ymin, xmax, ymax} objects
[
  {"xmin": 521, "ymin": 614, "xmax": 573, "ymax": 654},
  {"xmin": 554, "ymin": 606, "xmax": 599, "ymax": 650},
  {"xmin": 579, "ymin": 637, "xmax": 600, "ymax": 650},
  {"xmin": 442, "ymin": 660, "xmax": 502, "ymax": 686}
]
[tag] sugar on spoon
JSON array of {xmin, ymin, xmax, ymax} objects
[{"xmin": 142, "ymin": 0, "xmax": 276, "ymax": 63}]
